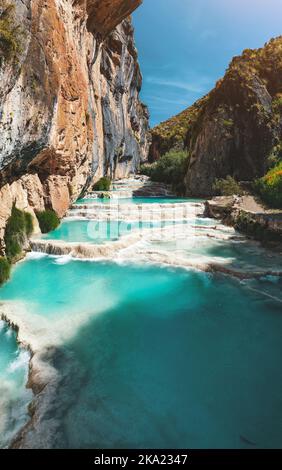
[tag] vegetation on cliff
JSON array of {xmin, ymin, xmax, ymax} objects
[
  {"xmin": 149, "ymin": 97, "xmax": 208, "ymax": 162},
  {"xmin": 141, "ymin": 150, "xmax": 189, "ymax": 195},
  {"xmin": 0, "ymin": 205, "xmax": 34, "ymax": 284},
  {"xmin": 149, "ymin": 36, "xmax": 282, "ymax": 196},
  {"xmin": 255, "ymin": 161, "xmax": 282, "ymax": 208},
  {"xmin": 4, "ymin": 205, "xmax": 33, "ymax": 262},
  {"xmin": 0, "ymin": 256, "xmax": 10, "ymax": 285},
  {"xmin": 0, "ymin": 1, "xmax": 23, "ymax": 64},
  {"xmin": 213, "ymin": 176, "xmax": 243, "ymax": 196},
  {"xmin": 93, "ymin": 177, "xmax": 111, "ymax": 191},
  {"xmin": 36, "ymin": 210, "xmax": 60, "ymax": 234}
]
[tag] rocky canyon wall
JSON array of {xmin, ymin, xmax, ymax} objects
[
  {"xmin": 0, "ymin": 0, "xmax": 148, "ymax": 254},
  {"xmin": 150, "ymin": 37, "xmax": 282, "ymax": 197},
  {"xmin": 185, "ymin": 37, "xmax": 282, "ymax": 196}
]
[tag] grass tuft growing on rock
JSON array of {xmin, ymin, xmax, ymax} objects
[
  {"xmin": 93, "ymin": 177, "xmax": 111, "ymax": 191},
  {"xmin": 0, "ymin": 256, "xmax": 10, "ymax": 285},
  {"xmin": 24, "ymin": 211, "xmax": 33, "ymax": 236},
  {"xmin": 36, "ymin": 210, "xmax": 60, "ymax": 234},
  {"xmin": 4, "ymin": 205, "xmax": 33, "ymax": 262}
]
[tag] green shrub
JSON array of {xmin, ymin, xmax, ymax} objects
[
  {"xmin": 24, "ymin": 212, "xmax": 33, "ymax": 236},
  {"xmin": 93, "ymin": 177, "xmax": 111, "ymax": 191},
  {"xmin": 140, "ymin": 163, "xmax": 153, "ymax": 177},
  {"xmin": 0, "ymin": 256, "xmax": 10, "ymax": 285},
  {"xmin": 254, "ymin": 161, "xmax": 282, "ymax": 208},
  {"xmin": 4, "ymin": 205, "xmax": 33, "ymax": 261},
  {"xmin": 267, "ymin": 141, "xmax": 282, "ymax": 168},
  {"xmin": 222, "ymin": 118, "xmax": 234, "ymax": 128},
  {"xmin": 150, "ymin": 95, "xmax": 209, "ymax": 158},
  {"xmin": 0, "ymin": 1, "xmax": 23, "ymax": 63},
  {"xmin": 213, "ymin": 176, "xmax": 243, "ymax": 196},
  {"xmin": 36, "ymin": 210, "xmax": 60, "ymax": 234},
  {"xmin": 272, "ymin": 95, "xmax": 282, "ymax": 114},
  {"xmin": 141, "ymin": 150, "xmax": 189, "ymax": 195}
]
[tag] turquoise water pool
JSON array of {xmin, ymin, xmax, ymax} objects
[
  {"xmin": 1, "ymin": 257, "xmax": 282, "ymax": 448},
  {"xmin": 74, "ymin": 197, "xmax": 202, "ymax": 205},
  {"xmin": 1, "ymin": 190, "xmax": 282, "ymax": 449},
  {"xmin": 153, "ymin": 236, "xmax": 282, "ymax": 273},
  {"xmin": 41, "ymin": 219, "xmax": 188, "ymax": 244}
]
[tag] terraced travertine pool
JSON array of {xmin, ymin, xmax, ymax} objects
[
  {"xmin": 74, "ymin": 197, "xmax": 201, "ymax": 205},
  {"xmin": 40, "ymin": 219, "xmax": 188, "ymax": 243},
  {"xmin": 0, "ymin": 186, "xmax": 282, "ymax": 449}
]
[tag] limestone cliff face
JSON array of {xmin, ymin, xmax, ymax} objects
[
  {"xmin": 185, "ymin": 37, "xmax": 282, "ymax": 196},
  {"xmin": 150, "ymin": 37, "xmax": 282, "ymax": 197},
  {"xmin": 0, "ymin": 0, "xmax": 148, "ymax": 253}
]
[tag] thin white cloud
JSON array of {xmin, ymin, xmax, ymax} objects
[
  {"xmin": 147, "ymin": 95, "xmax": 189, "ymax": 106},
  {"xmin": 145, "ymin": 76, "xmax": 210, "ymax": 94}
]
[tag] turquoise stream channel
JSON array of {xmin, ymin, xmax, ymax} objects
[{"xmin": 0, "ymin": 196, "xmax": 282, "ymax": 449}]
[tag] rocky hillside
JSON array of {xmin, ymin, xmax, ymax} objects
[
  {"xmin": 0, "ymin": 0, "xmax": 148, "ymax": 254},
  {"xmin": 149, "ymin": 96, "xmax": 208, "ymax": 162},
  {"xmin": 150, "ymin": 37, "xmax": 282, "ymax": 197}
]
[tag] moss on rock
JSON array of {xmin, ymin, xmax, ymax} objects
[
  {"xmin": 93, "ymin": 177, "xmax": 111, "ymax": 191},
  {"xmin": 0, "ymin": 256, "xmax": 10, "ymax": 285},
  {"xmin": 0, "ymin": 1, "xmax": 23, "ymax": 64},
  {"xmin": 36, "ymin": 209, "xmax": 60, "ymax": 234},
  {"xmin": 4, "ymin": 205, "xmax": 33, "ymax": 262}
]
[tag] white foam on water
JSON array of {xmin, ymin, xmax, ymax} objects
[
  {"xmin": 53, "ymin": 255, "xmax": 73, "ymax": 265},
  {"xmin": 0, "ymin": 323, "xmax": 32, "ymax": 449},
  {"xmin": 0, "ymin": 320, "xmax": 5, "ymax": 332},
  {"xmin": 8, "ymin": 349, "xmax": 30, "ymax": 374},
  {"xmin": 27, "ymin": 251, "xmax": 48, "ymax": 260},
  {"xmin": 1, "ymin": 278, "xmax": 119, "ymax": 356},
  {"xmin": 0, "ymin": 272, "xmax": 125, "ymax": 443},
  {"xmin": 30, "ymin": 214, "xmax": 277, "ymax": 277},
  {"xmin": 29, "ymin": 213, "xmax": 282, "ymax": 281}
]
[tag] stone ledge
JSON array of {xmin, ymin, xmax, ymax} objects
[{"xmin": 205, "ymin": 196, "xmax": 282, "ymax": 247}]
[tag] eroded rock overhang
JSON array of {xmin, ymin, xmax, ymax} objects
[{"xmin": 83, "ymin": 0, "xmax": 143, "ymax": 37}]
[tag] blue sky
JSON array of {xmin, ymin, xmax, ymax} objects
[{"xmin": 132, "ymin": 0, "xmax": 282, "ymax": 127}]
